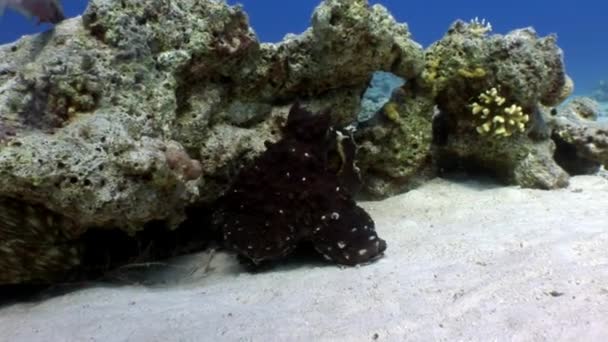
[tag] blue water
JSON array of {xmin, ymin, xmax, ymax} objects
[{"xmin": 1, "ymin": 0, "xmax": 606, "ymax": 94}]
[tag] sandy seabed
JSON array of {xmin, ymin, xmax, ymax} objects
[{"xmin": 1, "ymin": 176, "xmax": 607, "ymax": 341}]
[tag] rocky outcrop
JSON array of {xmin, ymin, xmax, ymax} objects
[
  {"xmin": 550, "ymin": 97, "xmax": 608, "ymax": 175},
  {"xmin": 0, "ymin": 0, "xmax": 424, "ymax": 283},
  {"xmin": 421, "ymin": 20, "xmax": 572, "ymax": 189},
  {"xmin": 355, "ymin": 87, "xmax": 435, "ymax": 198},
  {"xmin": 3, "ymin": 0, "xmax": 603, "ymax": 285}
]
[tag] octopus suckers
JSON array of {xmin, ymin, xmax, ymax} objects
[
  {"xmin": 337, "ymin": 241, "xmax": 346, "ymax": 249},
  {"xmin": 330, "ymin": 212, "xmax": 340, "ymax": 220},
  {"xmin": 358, "ymin": 249, "xmax": 367, "ymax": 256}
]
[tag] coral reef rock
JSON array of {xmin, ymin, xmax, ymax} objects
[
  {"xmin": 0, "ymin": 0, "xmax": 423, "ymax": 283},
  {"xmin": 550, "ymin": 97, "xmax": 608, "ymax": 175},
  {"xmin": 422, "ymin": 20, "xmax": 571, "ymax": 189},
  {"xmin": 213, "ymin": 103, "xmax": 386, "ymax": 266},
  {"xmin": 355, "ymin": 86, "xmax": 435, "ymax": 198}
]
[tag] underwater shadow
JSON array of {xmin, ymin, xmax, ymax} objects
[
  {"xmin": 437, "ymin": 171, "xmax": 506, "ymax": 191},
  {"xmin": 0, "ymin": 244, "xmax": 344, "ymax": 308},
  {"xmin": 0, "ymin": 281, "xmax": 96, "ymax": 308},
  {"xmin": 0, "ymin": 248, "xmax": 223, "ymax": 308}
]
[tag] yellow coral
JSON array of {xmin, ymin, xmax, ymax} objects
[
  {"xmin": 422, "ymin": 55, "xmax": 441, "ymax": 83},
  {"xmin": 470, "ymin": 87, "xmax": 530, "ymax": 137},
  {"xmin": 383, "ymin": 102, "xmax": 400, "ymax": 123},
  {"xmin": 458, "ymin": 67, "xmax": 486, "ymax": 78}
]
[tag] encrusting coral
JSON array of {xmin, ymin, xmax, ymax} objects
[{"xmin": 355, "ymin": 86, "xmax": 435, "ymax": 198}]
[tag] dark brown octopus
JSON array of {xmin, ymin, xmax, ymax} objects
[{"xmin": 213, "ymin": 103, "xmax": 387, "ymax": 266}]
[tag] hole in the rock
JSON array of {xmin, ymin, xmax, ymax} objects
[
  {"xmin": 357, "ymin": 71, "xmax": 405, "ymax": 123},
  {"xmin": 552, "ymin": 132, "xmax": 600, "ymax": 175}
]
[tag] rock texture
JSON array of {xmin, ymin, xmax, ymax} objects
[
  {"xmin": 421, "ymin": 20, "xmax": 572, "ymax": 189},
  {"xmin": 355, "ymin": 87, "xmax": 435, "ymax": 198},
  {"xmin": 550, "ymin": 97, "xmax": 608, "ymax": 175},
  {"xmin": 0, "ymin": 0, "xmax": 424, "ymax": 283}
]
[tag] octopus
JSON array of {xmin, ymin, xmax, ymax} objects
[{"xmin": 213, "ymin": 102, "xmax": 387, "ymax": 266}]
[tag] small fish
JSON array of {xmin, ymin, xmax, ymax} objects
[{"xmin": 0, "ymin": 0, "xmax": 65, "ymax": 24}]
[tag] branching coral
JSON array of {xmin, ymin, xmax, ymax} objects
[
  {"xmin": 470, "ymin": 87, "xmax": 530, "ymax": 137},
  {"xmin": 466, "ymin": 17, "xmax": 493, "ymax": 37}
]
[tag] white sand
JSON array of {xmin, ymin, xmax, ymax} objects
[{"xmin": 1, "ymin": 176, "xmax": 608, "ymax": 341}]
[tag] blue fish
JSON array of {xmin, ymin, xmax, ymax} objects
[{"xmin": 0, "ymin": 0, "xmax": 64, "ymax": 24}]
